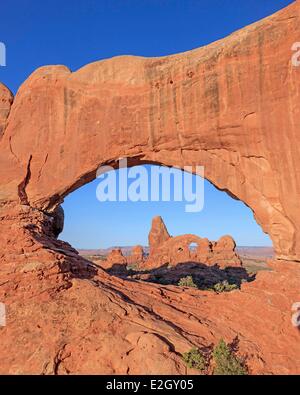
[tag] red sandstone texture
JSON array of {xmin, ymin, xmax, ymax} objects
[
  {"xmin": 0, "ymin": 83, "xmax": 13, "ymax": 138},
  {"xmin": 0, "ymin": 2, "xmax": 300, "ymax": 374},
  {"xmin": 149, "ymin": 216, "xmax": 170, "ymax": 254}
]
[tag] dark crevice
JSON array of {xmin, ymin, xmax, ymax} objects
[{"xmin": 18, "ymin": 155, "xmax": 32, "ymax": 205}]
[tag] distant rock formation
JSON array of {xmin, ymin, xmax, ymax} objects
[
  {"xmin": 148, "ymin": 216, "xmax": 170, "ymax": 254},
  {"xmin": 142, "ymin": 217, "xmax": 241, "ymax": 269},
  {"xmin": 126, "ymin": 245, "xmax": 144, "ymax": 267},
  {"xmin": 101, "ymin": 248, "xmax": 127, "ymax": 273},
  {"xmin": 101, "ymin": 217, "xmax": 242, "ymax": 270}
]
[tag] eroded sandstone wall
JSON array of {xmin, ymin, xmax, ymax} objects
[{"xmin": 0, "ymin": 2, "xmax": 300, "ymax": 261}]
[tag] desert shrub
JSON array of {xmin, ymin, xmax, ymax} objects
[
  {"xmin": 213, "ymin": 280, "xmax": 238, "ymax": 293},
  {"xmin": 182, "ymin": 347, "xmax": 206, "ymax": 371},
  {"xmin": 213, "ymin": 339, "xmax": 247, "ymax": 375},
  {"xmin": 178, "ymin": 276, "xmax": 197, "ymax": 288}
]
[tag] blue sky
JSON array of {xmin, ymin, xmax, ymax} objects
[
  {"xmin": 0, "ymin": 0, "xmax": 292, "ymax": 248},
  {"xmin": 61, "ymin": 167, "xmax": 272, "ymax": 249}
]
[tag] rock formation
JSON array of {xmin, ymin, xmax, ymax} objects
[
  {"xmin": 0, "ymin": 2, "xmax": 300, "ymax": 375},
  {"xmin": 144, "ymin": 217, "xmax": 241, "ymax": 269},
  {"xmin": 1, "ymin": 2, "xmax": 300, "ymax": 261},
  {"xmin": 99, "ymin": 218, "xmax": 241, "ymax": 271},
  {"xmin": 126, "ymin": 245, "xmax": 144, "ymax": 267},
  {"xmin": 149, "ymin": 216, "xmax": 170, "ymax": 253},
  {"xmin": 100, "ymin": 248, "xmax": 127, "ymax": 273},
  {"xmin": 51, "ymin": 205, "xmax": 65, "ymax": 238},
  {"xmin": 100, "ymin": 246, "xmax": 145, "ymax": 270}
]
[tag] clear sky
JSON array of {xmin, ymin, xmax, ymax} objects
[
  {"xmin": 60, "ymin": 167, "xmax": 272, "ymax": 249},
  {"xmin": 0, "ymin": 0, "xmax": 293, "ymax": 248}
]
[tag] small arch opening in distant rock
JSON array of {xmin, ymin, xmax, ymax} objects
[{"xmin": 188, "ymin": 242, "xmax": 198, "ymax": 252}]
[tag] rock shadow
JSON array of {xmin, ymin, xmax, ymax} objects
[{"xmin": 124, "ymin": 261, "xmax": 255, "ymax": 289}]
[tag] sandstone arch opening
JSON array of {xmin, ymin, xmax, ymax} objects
[{"xmin": 59, "ymin": 163, "xmax": 273, "ymax": 285}]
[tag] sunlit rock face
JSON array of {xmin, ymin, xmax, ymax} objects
[
  {"xmin": 102, "ymin": 248, "xmax": 127, "ymax": 273},
  {"xmin": 142, "ymin": 216, "xmax": 242, "ymax": 269},
  {"xmin": 0, "ymin": 83, "xmax": 13, "ymax": 139},
  {"xmin": 149, "ymin": 216, "xmax": 171, "ymax": 254},
  {"xmin": 0, "ymin": 2, "xmax": 300, "ymax": 375},
  {"xmin": 126, "ymin": 245, "xmax": 144, "ymax": 267},
  {"xmin": 100, "ymin": 217, "xmax": 241, "ymax": 270}
]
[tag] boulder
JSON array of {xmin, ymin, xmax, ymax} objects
[{"xmin": 51, "ymin": 205, "xmax": 64, "ymax": 238}]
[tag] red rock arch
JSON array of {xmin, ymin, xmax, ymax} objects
[{"xmin": 0, "ymin": 1, "xmax": 300, "ymax": 262}]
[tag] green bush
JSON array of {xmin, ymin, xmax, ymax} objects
[
  {"xmin": 213, "ymin": 339, "xmax": 247, "ymax": 375},
  {"xmin": 178, "ymin": 276, "xmax": 197, "ymax": 288},
  {"xmin": 213, "ymin": 280, "xmax": 238, "ymax": 293},
  {"xmin": 182, "ymin": 347, "xmax": 206, "ymax": 371}
]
